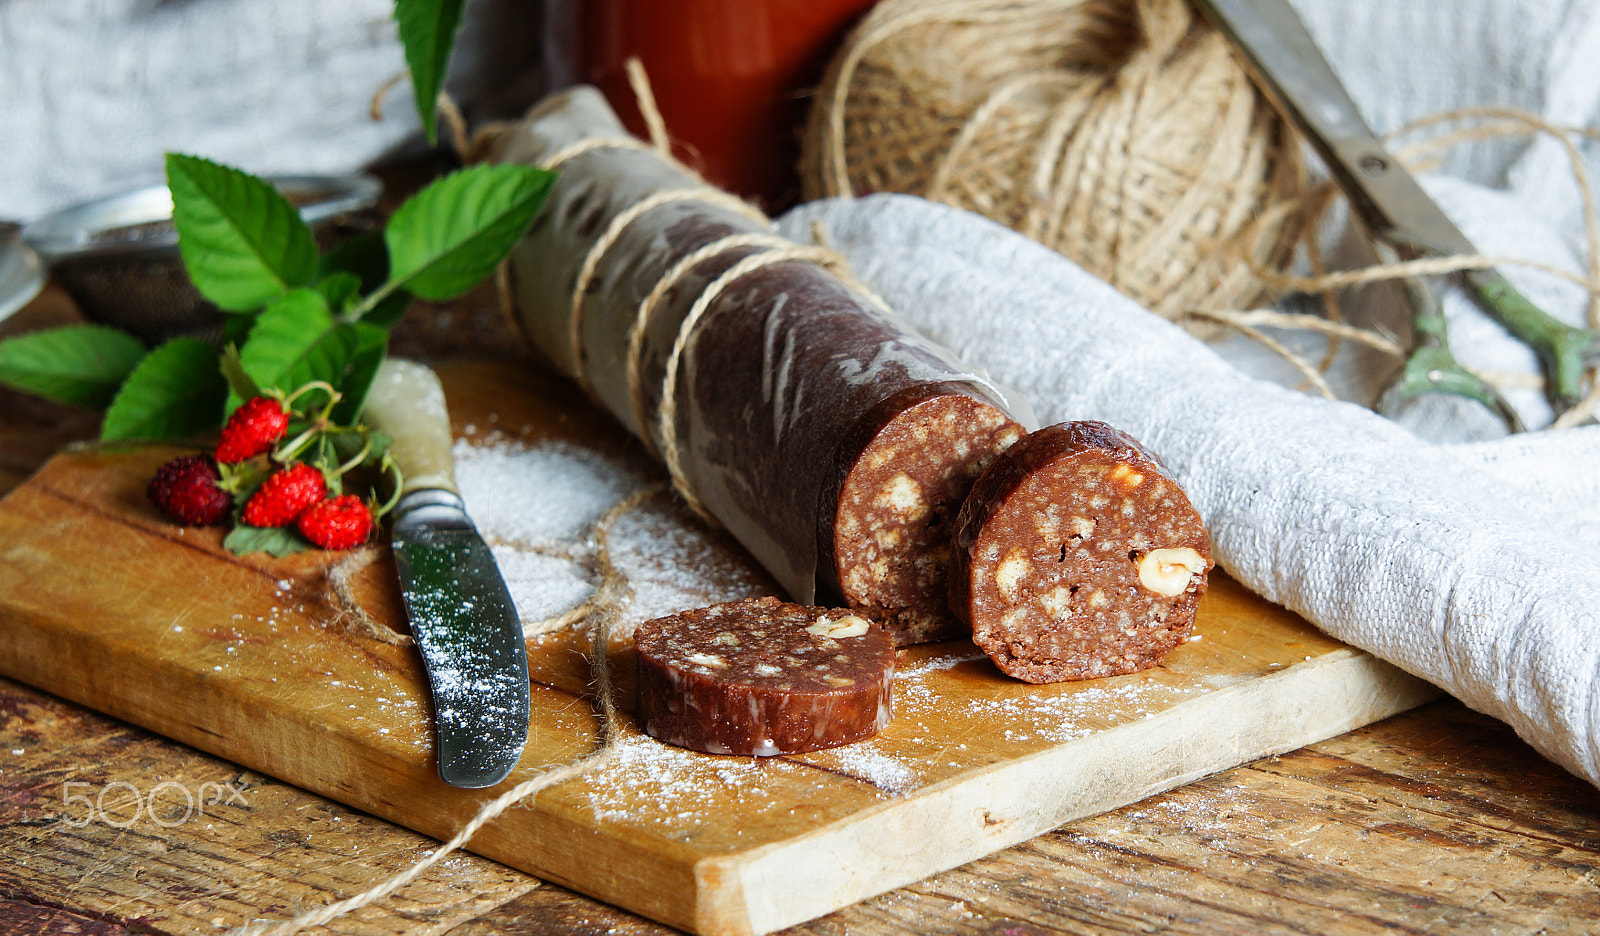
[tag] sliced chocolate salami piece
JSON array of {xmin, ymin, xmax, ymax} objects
[
  {"xmin": 949, "ymin": 421, "xmax": 1211, "ymax": 683},
  {"xmin": 634, "ymin": 596, "xmax": 895, "ymax": 756},
  {"xmin": 828, "ymin": 384, "xmax": 1023, "ymax": 646}
]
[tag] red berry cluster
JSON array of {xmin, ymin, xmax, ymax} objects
[{"xmin": 146, "ymin": 387, "xmax": 396, "ymax": 554}]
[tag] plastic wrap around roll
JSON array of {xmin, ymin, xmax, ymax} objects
[{"xmin": 489, "ymin": 87, "xmax": 1031, "ymax": 643}]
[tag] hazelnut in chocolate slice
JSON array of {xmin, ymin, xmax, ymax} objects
[
  {"xmin": 634, "ymin": 596, "xmax": 895, "ymax": 756},
  {"xmin": 948, "ymin": 421, "xmax": 1211, "ymax": 683}
]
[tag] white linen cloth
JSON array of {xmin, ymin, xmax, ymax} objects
[{"xmin": 777, "ymin": 193, "xmax": 1600, "ymax": 789}]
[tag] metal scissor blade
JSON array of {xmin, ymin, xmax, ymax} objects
[
  {"xmin": 1196, "ymin": 0, "xmax": 1598, "ymax": 419},
  {"xmin": 1193, "ymin": 0, "xmax": 1475, "ymax": 259}
]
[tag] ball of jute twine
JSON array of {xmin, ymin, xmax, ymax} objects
[
  {"xmin": 801, "ymin": 0, "xmax": 1600, "ymax": 424},
  {"xmin": 801, "ymin": 0, "xmax": 1311, "ymax": 333}
]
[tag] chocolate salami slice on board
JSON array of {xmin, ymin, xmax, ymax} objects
[
  {"xmin": 634, "ymin": 596, "xmax": 895, "ymax": 756},
  {"xmin": 949, "ymin": 421, "xmax": 1212, "ymax": 683}
]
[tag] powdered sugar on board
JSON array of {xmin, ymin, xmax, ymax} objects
[
  {"xmin": 785, "ymin": 645, "xmax": 1214, "ymax": 797},
  {"xmin": 452, "ymin": 434, "xmax": 777, "ymax": 641},
  {"xmin": 439, "ymin": 426, "xmax": 1302, "ymax": 820},
  {"xmin": 579, "ymin": 730, "xmax": 882, "ymax": 837},
  {"xmin": 891, "ymin": 648, "xmax": 1210, "ymax": 746}
]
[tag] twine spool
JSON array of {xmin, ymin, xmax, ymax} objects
[{"xmin": 801, "ymin": 0, "xmax": 1310, "ymax": 328}]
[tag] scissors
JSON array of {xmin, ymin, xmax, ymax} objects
[{"xmin": 1194, "ymin": 0, "xmax": 1600, "ymax": 431}]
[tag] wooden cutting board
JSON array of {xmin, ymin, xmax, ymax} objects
[{"xmin": 0, "ymin": 359, "xmax": 1438, "ymax": 936}]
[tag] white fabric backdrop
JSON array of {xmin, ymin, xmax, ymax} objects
[{"xmin": 0, "ymin": 0, "xmax": 542, "ymax": 220}]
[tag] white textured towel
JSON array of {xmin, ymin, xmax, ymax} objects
[
  {"xmin": 778, "ymin": 193, "xmax": 1600, "ymax": 788},
  {"xmin": 769, "ymin": 0, "xmax": 1600, "ymax": 788}
]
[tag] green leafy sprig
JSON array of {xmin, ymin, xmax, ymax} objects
[
  {"xmin": 395, "ymin": 0, "xmax": 467, "ymax": 146},
  {"xmin": 0, "ymin": 157, "xmax": 551, "ymax": 441}
]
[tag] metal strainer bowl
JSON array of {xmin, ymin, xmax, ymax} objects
[{"xmin": 22, "ymin": 174, "xmax": 382, "ymax": 345}]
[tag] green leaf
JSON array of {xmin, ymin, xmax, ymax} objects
[
  {"xmin": 394, "ymin": 0, "xmax": 467, "ymax": 145},
  {"xmin": 237, "ymin": 288, "xmax": 337, "ymax": 401},
  {"xmin": 101, "ymin": 339, "xmax": 227, "ymax": 441},
  {"xmin": 222, "ymin": 312, "xmax": 255, "ymax": 349},
  {"xmin": 330, "ymin": 323, "xmax": 390, "ymax": 424},
  {"xmin": 219, "ymin": 344, "xmax": 262, "ymax": 404},
  {"xmin": 0, "ymin": 325, "xmax": 147, "ymax": 408},
  {"xmin": 278, "ymin": 324, "xmax": 361, "ymax": 403},
  {"xmin": 224, "ymin": 523, "xmax": 311, "ymax": 557},
  {"xmin": 166, "ymin": 153, "xmax": 319, "ymax": 311},
  {"xmin": 382, "ymin": 163, "xmax": 554, "ymax": 301},
  {"xmin": 321, "ymin": 229, "xmax": 390, "ymax": 289},
  {"xmin": 331, "ymin": 427, "xmax": 394, "ymax": 470},
  {"xmin": 237, "ymin": 288, "xmax": 389, "ymax": 418},
  {"xmin": 358, "ymin": 286, "xmax": 413, "ymax": 329},
  {"xmin": 316, "ymin": 272, "xmax": 365, "ymax": 315},
  {"xmin": 322, "ymin": 231, "xmax": 413, "ymax": 327}
]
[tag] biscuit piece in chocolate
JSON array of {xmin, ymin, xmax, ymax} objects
[
  {"xmin": 634, "ymin": 596, "xmax": 895, "ymax": 755},
  {"xmin": 949, "ymin": 421, "xmax": 1211, "ymax": 683}
]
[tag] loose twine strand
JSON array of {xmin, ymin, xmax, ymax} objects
[
  {"xmin": 231, "ymin": 484, "xmax": 663, "ymax": 936},
  {"xmin": 238, "ymin": 57, "xmax": 893, "ymax": 933}
]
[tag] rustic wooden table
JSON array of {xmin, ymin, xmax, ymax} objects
[{"xmin": 3, "ymin": 274, "xmax": 1599, "ymax": 936}]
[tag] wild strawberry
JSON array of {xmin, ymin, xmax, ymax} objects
[
  {"xmin": 241, "ymin": 463, "xmax": 327, "ymax": 527},
  {"xmin": 146, "ymin": 453, "xmax": 232, "ymax": 526},
  {"xmin": 216, "ymin": 396, "xmax": 290, "ymax": 463},
  {"xmin": 297, "ymin": 494, "xmax": 374, "ymax": 550}
]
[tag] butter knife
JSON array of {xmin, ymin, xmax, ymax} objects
[{"xmin": 363, "ymin": 358, "xmax": 530, "ymax": 788}]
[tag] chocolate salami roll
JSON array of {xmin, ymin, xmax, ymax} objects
[
  {"xmin": 488, "ymin": 87, "xmax": 1028, "ymax": 644},
  {"xmin": 634, "ymin": 597, "xmax": 895, "ymax": 755},
  {"xmin": 949, "ymin": 421, "xmax": 1212, "ymax": 683}
]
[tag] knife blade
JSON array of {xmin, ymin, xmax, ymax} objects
[{"xmin": 363, "ymin": 358, "xmax": 530, "ymax": 788}]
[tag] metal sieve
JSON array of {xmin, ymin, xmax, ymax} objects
[{"xmin": 21, "ymin": 174, "xmax": 382, "ymax": 346}]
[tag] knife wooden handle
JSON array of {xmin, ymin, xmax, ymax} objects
[{"xmin": 363, "ymin": 358, "xmax": 458, "ymax": 496}]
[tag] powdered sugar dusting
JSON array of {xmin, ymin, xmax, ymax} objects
[
  {"xmin": 892, "ymin": 648, "xmax": 1206, "ymax": 745},
  {"xmin": 582, "ymin": 731, "xmax": 855, "ymax": 833},
  {"xmin": 451, "ymin": 435, "xmax": 775, "ymax": 638},
  {"xmin": 805, "ymin": 741, "xmax": 921, "ymax": 795},
  {"xmin": 900, "ymin": 647, "xmax": 988, "ymax": 676},
  {"xmin": 605, "ymin": 502, "xmax": 775, "ymax": 640},
  {"xmin": 488, "ymin": 544, "xmax": 592, "ymax": 624},
  {"xmin": 454, "ymin": 436, "xmax": 651, "ymax": 547}
]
